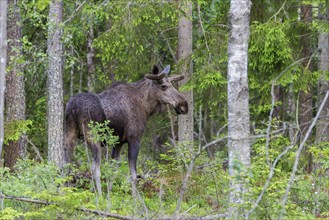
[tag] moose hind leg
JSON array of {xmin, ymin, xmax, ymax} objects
[
  {"xmin": 128, "ymin": 141, "xmax": 140, "ymax": 195},
  {"xmin": 90, "ymin": 142, "xmax": 102, "ymax": 196},
  {"xmin": 64, "ymin": 128, "xmax": 77, "ymax": 164},
  {"xmin": 82, "ymin": 121, "xmax": 102, "ymax": 195},
  {"xmin": 84, "ymin": 129, "xmax": 102, "ymax": 195}
]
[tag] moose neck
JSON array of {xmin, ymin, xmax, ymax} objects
[{"xmin": 132, "ymin": 79, "xmax": 162, "ymax": 118}]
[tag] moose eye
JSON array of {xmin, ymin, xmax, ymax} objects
[{"xmin": 161, "ymin": 85, "xmax": 168, "ymax": 91}]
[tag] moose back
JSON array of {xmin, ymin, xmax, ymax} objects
[{"xmin": 64, "ymin": 65, "xmax": 188, "ymax": 195}]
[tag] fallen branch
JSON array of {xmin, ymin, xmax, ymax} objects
[
  {"xmin": 197, "ymin": 213, "xmax": 228, "ymax": 219},
  {"xmin": 159, "ymin": 212, "xmax": 228, "ymax": 220},
  {"xmin": 1, "ymin": 193, "xmax": 228, "ymax": 220},
  {"xmin": 1, "ymin": 194, "xmax": 137, "ymax": 220}
]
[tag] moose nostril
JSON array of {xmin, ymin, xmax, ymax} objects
[
  {"xmin": 182, "ymin": 106, "xmax": 188, "ymax": 114},
  {"xmin": 179, "ymin": 102, "xmax": 188, "ymax": 114}
]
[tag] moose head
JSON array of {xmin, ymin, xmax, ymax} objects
[{"xmin": 145, "ymin": 65, "xmax": 188, "ymax": 115}]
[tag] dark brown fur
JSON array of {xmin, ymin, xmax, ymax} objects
[{"xmin": 64, "ymin": 65, "xmax": 188, "ymax": 195}]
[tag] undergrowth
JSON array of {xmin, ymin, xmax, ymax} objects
[{"xmin": 1, "ymin": 135, "xmax": 328, "ymax": 219}]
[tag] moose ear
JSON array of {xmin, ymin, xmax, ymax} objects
[
  {"xmin": 160, "ymin": 65, "xmax": 170, "ymax": 75},
  {"xmin": 152, "ymin": 65, "xmax": 160, "ymax": 75},
  {"xmin": 169, "ymin": 75, "xmax": 184, "ymax": 82},
  {"xmin": 145, "ymin": 65, "xmax": 170, "ymax": 81}
]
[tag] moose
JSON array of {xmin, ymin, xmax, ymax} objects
[{"xmin": 64, "ymin": 65, "xmax": 188, "ymax": 195}]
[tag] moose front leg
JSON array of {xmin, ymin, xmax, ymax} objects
[{"xmin": 111, "ymin": 143, "xmax": 123, "ymax": 160}]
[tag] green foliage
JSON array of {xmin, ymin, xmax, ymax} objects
[
  {"xmin": 88, "ymin": 120, "xmax": 119, "ymax": 147},
  {"xmin": 20, "ymin": 0, "xmax": 49, "ymax": 151},
  {"xmin": 249, "ymin": 21, "xmax": 293, "ymax": 92},
  {"xmin": 27, "ymin": 96, "xmax": 47, "ymax": 150},
  {"xmin": 92, "ymin": 1, "xmax": 178, "ymax": 81},
  {"xmin": 4, "ymin": 120, "xmax": 32, "ymax": 144},
  {"xmin": 190, "ymin": 63, "xmax": 227, "ymax": 113},
  {"xmin": 309, "ymin": 142, "xmax": 329, "ymax": 172},
  {"xmin": 245, "ymin": 135, "xmax": 329, "ymax": 219},
  {"xmin": 0, "ymin": 207, "xmax": 21, "ymax": 220},
  {"xmin": 143, "ymin": 146, "xmax": 229, "ymax": 216},
  {"xmin": 0, "ymin": 160, "xmax": 95, "ymax": 219},
  {"xmin": 0, "ymin": 150, "xmax": 226, "ymax": 218},
  {"xmin": 28, "ymin": 0, "xmax": 50, "ymax": 11},
  {"xmin": 186, "ymin": 0, "xmax": 230, "ymax": 126},
  {"xmin": 5, "ymin": 0, "xmax": 329, "ymax": 219},
  {"xmin": 1, "ymin": 138, "xmax": 329, "ymax": 219},
  {"xmin": 248, "ymin": 17, "xmax": 320, "ymax": 123}
]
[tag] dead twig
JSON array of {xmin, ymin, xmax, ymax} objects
[
  {"xmin": 62, "ymin": 1, "xmax": 86, "ymax": 25},
  {"xmin": 24, "ymin": 137, "xmax": 44, "ymax": 162}
]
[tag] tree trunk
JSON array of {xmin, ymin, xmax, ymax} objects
[
  {"xmin": 299, "ymin": 4, "xmax": 314, "ymax": 173},
  {"xmin": 227, "ymin": 0, "xmax": 252, "ymax": 218},
  {"xmin": 287, "ymin": 84, "xmax": 296, "ymax": 142},
  {"xmin": 299, "ymin": 4, "xmax": 313, "ymax": 141},
  {"xmin": 47, "ymin": 0, "xmax": 64, "ymax": 168},
  {"xmin": 0, "ymin": 0, "xmax": 7, "ymax": 161},
  {"xmin": 177, "ymin": 0, "xmax": 194, "ymax": 144},
  {"xmin": 87, "ymin": 22, "xmax": 95, "ymax": 92},
  {"xmin": 70, "ymin": 46, "xmax": 74, "ymax": 97},
  {"xmin": 316, "ymin": 3, "xmax": 329, "ymax": 143},
  {"xmin": 79, "ymin": 62, "xmax": 83, "ymax": 93},
  {"xmin": 4, "ymin": 0, "xmax": 26, "ymax": 168}
]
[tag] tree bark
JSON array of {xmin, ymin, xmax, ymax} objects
[
  {"xmin": 70, "ymin": 46, "xmax": 74, "ymax": 97},
  {"xmin": 227, "ymin": 0, "xmax": 251, "ymax": 218},
  {"xmin": 299, "ymin": 4, "xmax": 314, "ymax": 173},
  {"xmin": 299, "ymin": 4, "xmax": 313, "ymax": 141},
  {"xmin": 87, "ymin": 22, "xmax": 95, "ymax": 92},
  {"xmin": 177, "ymin": 0, "xmax": 194, "ymax": 144},
  {"xmin": 316, "ymin": 3, "xmax": 329, "ymax": 143},
  {"xmin": 4, "ymin": 0, "xmax": 26, "ymax": 168},
  {"xmin": 47, "ymin": 0, "xmax": 64, "ymax": 168},
  {"xmin": 0, "ymin": 0, "xmax": 7, "ymax": 161},
  {"xmin": 287, "ymin": 84, "xmax": 296, "ymax": 142}
]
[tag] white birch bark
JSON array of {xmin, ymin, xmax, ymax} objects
[
  {"xmin": 177, "ymin": 0, "xmax": 194, "ymax": 144},
  {"xmin": 47, "ymin": 0, "xmax": 64, "ymax": 167},
  {"xmin": 87, "ymin": 22, "xmax": 95, "ymax": 92},
  {"xmin": 0, "ymin": 0, "xmax": 7, "ymax": 160},
  {"xmin": 227, "ymin": 0, "xmax": 252, "ymax": 218}
]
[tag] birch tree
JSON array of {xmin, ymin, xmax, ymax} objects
[
  {"xmin": 47, "ymin": 0, "xmax": 64, "ymax": 167},
  {"xmin": 227, "ymin": 0, "xmax": 251, "ymax": 218},
  {"xmin": 87, "ymin": 21, "xmax": 95, "ymax": 92},
  {"xmin": 4, "ymin": 0, "xmax": 26, "ymax": 168},
  {"xmin": 177, "ymin": 0, "xmax": 194, "ymax": 144},
  {"xmin": 0, "ymin": 0, "xmax": 7, "ymax": 160}
]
